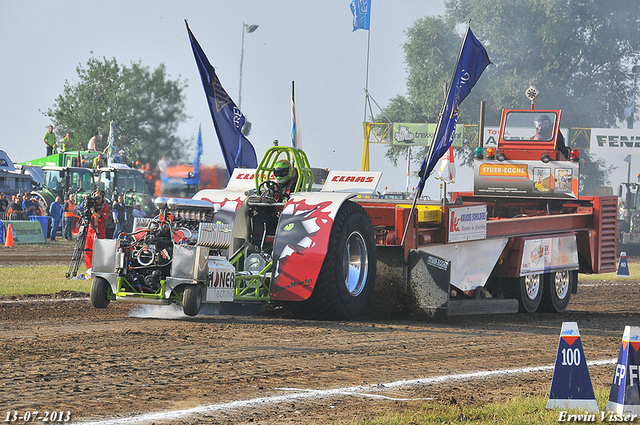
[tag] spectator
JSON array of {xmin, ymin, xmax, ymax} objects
[
  {"xmin": 88, "ymin": 132, "xmax": 98, "ymax": 151},
  {"xmin": 44, "ymin": 125, "xmax": 56, "ymax": 156},
  {"xmin": 157, "ymin": 155, "xmax": 168, "ymax": 176},
  {"xmin": 85, "ymin": 190, "xmax": 109, "ymax": 273},
  {"xmin": 63, "ymin": 193, "xmax": 76, "ymax": 241},
  {"xmin": 112, "ymin": 195, "xmax": 126, "ymax": 239},
  {"xmin": 103, "ymin": 142, "xmax": 122, "ymax": 164},
  {"xmin": 143, "ymin": 163, "xmax": 155, "ymax": 195},
  {"xmin": 7, "ymin": 195, "xmax": 22, "ymax": 220},
  {"xmin": 49, "ymin": 196, "xmax": 63, "ymax": 241},
  {"xmin": 61, "ymin": 132, "xmax": 74, "ymax": 152},
  {"xmin": 22, "ymin": 192, "xmax": 38, "ymax": 216},
  {"xmin": 0, "ymin": 192, "xmax": 8, "ymax": 213},
  {"xmin": 32, "ymin": 195, "xmax": 43, "ymax": 216},
  {"xmin": 8, "ymin": 194, "xmax": 23, "ymax": 216},
  {"xmin": 132, "ymin": 203, "xmax": 146, "ymax": 219},
  {"xmin": 93, "ymin": 154, "xmax": 105, "ymax": 169}
]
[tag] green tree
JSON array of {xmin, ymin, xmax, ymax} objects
[
  {"xmin": 382, "ymin": 16, "xmax": 459, "ymax": 166},
  {"xmin": 384, "ymin": 0, "xmax": 640, "ymax": 191},
  {"xmin": 44, "ymin": 56, "xmax": 189, "ymax": 166}
]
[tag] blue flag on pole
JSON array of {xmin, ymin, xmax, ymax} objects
[
  {"xmin": 186, "ymin": 22, "xmax": 258, "ymax": 176},
  {"xmin": 193, "ymin": 124, "xmax": 203, "ymax": 182},
  {"xmin": 350, "ymin": 0, "xmax": 371, "ymax": 31},
  {"xmin": 291, "ymin": 95, "xmax": 301, "ymax": 148},
  {"xmin": 416, "ymin": 26, "xmax": 490, "ymax": 197}
]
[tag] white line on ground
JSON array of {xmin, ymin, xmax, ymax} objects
[{"xmin": 74, "ymin": 358, "xmax": 616, "ymax": 425}]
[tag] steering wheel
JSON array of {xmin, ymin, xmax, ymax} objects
[{"xmin": 258, "ymin": 180, "xmax": 281, "ymax": 202}]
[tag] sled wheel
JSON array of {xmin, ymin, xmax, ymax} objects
[
  {"xmin": 302, "ymin": 201, "xmax": 376, "ymax": 320},
  {"xmin": 512, "ymin": 273, "xmax": 543, "ymax": 313},
  {"xmin": 182, "ymin": 285, "xmax": 202, "ymax": 317},
  {"xmin": 90, "ymin": 277, "xmax": 112, "ymax": 309},
  {"xmin": 541, "ymin": 270, "xmax": 574, "ymax": 313}
]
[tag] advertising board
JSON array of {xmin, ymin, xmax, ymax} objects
[
  {"xmin": 447, "ymin": 205, "xmax": 487, "ymax": 243},
  {"xmin": 473, "ymin": 159, "xmax": 579, "ymax": 199}
]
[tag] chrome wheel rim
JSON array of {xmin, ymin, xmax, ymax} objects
[
  {"xmin": 524, "ymin": 274, "xmax": 541, "ymax": 300},
  {"xmin": 554, "ymin": 271, "xmax": 570, "ymax": 300},
  {"xmin": 343, "ymin": 231, "xmax": 368, "ymax": 296}
]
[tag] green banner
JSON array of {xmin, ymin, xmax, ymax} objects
[
  {"xmin": 2, "ymin": 220, "xmax": 45, "ymax": 244},
  {"xmin": 392, "ymin": 123, "xmax": 467, "ymax": 147}
]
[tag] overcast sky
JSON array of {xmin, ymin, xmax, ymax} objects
[{"xmin": 0, "ymin": 0, "xmax": 465, "ymax": 198}]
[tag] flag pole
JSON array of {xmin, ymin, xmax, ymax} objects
[
  {"xmin": 400, "ymin": 24, "xmax": 472, "ymax": 247},
  {"xmin": 399, "ymin": 80, "xmax": 450, "ymax": 246},
  {"xmin": 363, "ymin": 28, "xmax": 371, "ymax": 122},
  {"xmin": 292, "ymin": 80, "xmax": 295, "ymax": 148},
  {"xmin": 361, "ymin": 19, "xmax": 372, "ymax": 171},
  {"xmin": 406, "ymin": 146, "xmax": 411, "ymax": 194}
]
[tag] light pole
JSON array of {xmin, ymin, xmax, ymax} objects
[{"xmin": 239, "ymin": 22, "xmax": 259, "ymax": 110}]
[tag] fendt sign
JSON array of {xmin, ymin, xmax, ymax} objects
[{"xmin": 590, "ymin": 128, "xmax": 640, "ymax": 155}]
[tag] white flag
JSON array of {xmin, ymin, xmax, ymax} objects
[
  {"xmin": 625, "ymin": 93, "xmax": 636, "ymax": 118},
  {"xmin": 406, "ymin": 147, "xmax": 411, "ymax": 193},
  {"xmin": 438, "ymin": 146, "xmax": 456, "ymax": 183},
  {"xmin": 106, "ymin": 120, "xmax": 115, "ymax": 167}
]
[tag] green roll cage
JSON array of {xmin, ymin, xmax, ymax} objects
[{"xmin": 254, "ymin": 146, "xmax": 313, "ymax": 193}]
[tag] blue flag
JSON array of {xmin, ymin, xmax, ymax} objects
[
  {"xmin": 193, "ymin": 124, "xmax": 203, "ymax": 182},
  {"xmin": 186, "ymin": 22, "xmax": 258, "ymax": 176},
  {"xmin": 350, "ymin": 0, "xmax": 371, "ymax": 31},
  {"xmin": 416, "ymin": 26, "xmax": 490, "ymax": 197}
]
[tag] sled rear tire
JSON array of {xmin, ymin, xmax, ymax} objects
[
  {"xmin": 540, "ymin": 270, "xmax": 574, "ymax": 313},
  {"xmin": 510, "ymin": 273, "xmax": 543, "ymax": 313}
]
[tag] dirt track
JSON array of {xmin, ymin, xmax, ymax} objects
[{"xmin": 0, "ymin": 244, "xmax": 637, "ymax": 424}]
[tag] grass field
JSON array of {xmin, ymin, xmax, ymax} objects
[
  {"xmin": 0, "ymin": 265, "xmax": 90, "ymax": 296},
  {"xmin": 1, "ymin": 259, "xmax": 634, "ymax": 297},
  {"xmin": 579, "ymin": 257, "xmax": 640, "ymax": 281},
  {"xmin": 349, "ymin": 388, "xmax": 613, "ymax": 425}
]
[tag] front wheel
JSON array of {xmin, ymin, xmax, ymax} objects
[
  {"xmin": 300, "ymin": 201, "xmax": 376, "ymax": 320},
  {"xmin": 541, "ymin": 270, "xmax": 574, "ymax": 313},
  {"xmin": 90, "ymin": 277, "xmax": 112, "ymax": 309},
  {"xmin": 511, "ymin": 274, "xmax": 543, "ymax": 313},
  {"xmin": 182, "ymin": 285, "xmax": 202, "ymax": 316}
]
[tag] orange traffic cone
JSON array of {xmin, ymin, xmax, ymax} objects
[{"xmin": 4, "ymin": 223, "xmax": 14, "ymax": 248}]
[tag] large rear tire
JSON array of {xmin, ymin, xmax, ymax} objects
[
  {"xmin": 90, "ymin": 277, "xmax": 112, "ymax": 309},
  {"xmin": 541, "ymin": 270, "xmax": 574, "ymax": 313},
  {"xmin": 183, "ymin": 285, "xmax": 202, "ymax": 317},
  {"xmin": 511, "ymin": 273, "xmax": 543, "ymax": 313},
  {"xmin": 300, "ymin": 201, "xmax": 376, "ymax": 320}
]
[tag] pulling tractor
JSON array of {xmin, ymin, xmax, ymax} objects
[{"xmin": 89, "ymin": 146, "xmax": 377, "ymax": 319}]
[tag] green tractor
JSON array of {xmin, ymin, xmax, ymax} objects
[
  {"xmin": 31, "ymin": 166, "xmax": 97, "ymax": 235},
  {"xmin": 20, "ymin": 150, "xmax": 101, "ymax": 169},
  {"xmin": 95, "ymin": 163, "xmax": 155, "ymax": 222}
]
